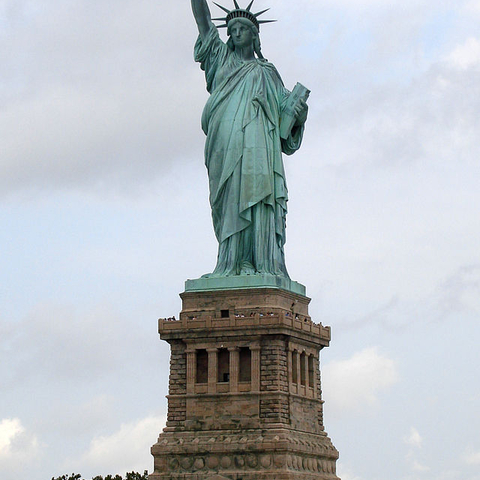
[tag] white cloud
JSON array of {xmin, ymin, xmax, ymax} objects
[
  {"xmin": 404, "ymin": 427, "xmax": 430, "ymax": 473},
  {"xmin": 68, "ymin": 415, "xmax": 166, "ymax": 476},
  {"xmin": 464, "ymin": 448, "xmax": 480, "ymax": 465},
  {"xmin": 412, "ymin": 460, "xmax": 430, "ymax": 472},
  {"xmin": 0, "ymin": 418, "xmax": 24, "ymax": 454},
  {"xmin": 445, "ymin": 37, "xmax": 480, "ymax": 69},
  {"xmin": 322, "ymin": 348, "xmax": 398, "ymax": 414},
  {"xmin": 404, "ymin": 427, "xmax": 423, "ymax": 449},
  {"xmin": 464, "ymin": 0, "xmax": 480, "ymax": 15},
  {"xmin": 336, "ymin": 464, "xmax": 363, "ymax": 480},
  {"xmin": 0, "ymin": 418, "xmax": 41, "ymax": 473},
  {"xmin": 292, "ymin": 0, "xmax": 424, "ymax": 8}
]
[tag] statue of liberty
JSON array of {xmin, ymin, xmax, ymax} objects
[{"xmin": 191, "ymin": 0, "xmax": 309, "ymax": 281}]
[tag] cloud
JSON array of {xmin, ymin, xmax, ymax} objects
[
  {"xmin": 432, "ymin": 264, "xmax": 480, "ymax": 320},
  {"xmin": 38, "ymin": 394, "xmax": 120, "ymax": 440},
  {"xmin": 445, "ymin": 37, "xmax": 480, "ymax": 69},
  {"xmin": 1, "ymin": 302, "xmax": 150, "ymax": 388},
  {"xmin": 336, "ymin": 464, "xmax": 363, "ymax": 480},
  {"xmin": 0, "ymin": 418, "xmax": 24, "ymax": 454},
  {"xmin": 3, "ymin": 0, "xmax": 478, "ymax": 201},
  {"xmin": 463, "ymin": 0, "xmax": 480, "ymax": 17},
  {"xmin": 326, "ymin": 262, "xmax": 480, "ymax": 332},
  {"xmin": 66, "ymin": 415, "xmax": 166, "ymax": 476},
  {"xmin": 0, "ymin": 0, "xmax": 204, "ymax": 198},
  {"xmin": 404, "ymin": 427, "xmax": 423, "ymax": 449},
  {"xmin": 322, "ymin": 347, "xmax": 398, "ymax": 414},
  {"xmin": 404, "ymin": 427, "xmax": 430, "ymax": 473},
  {"xmin": 283, "ymin": 0, "xmax": 429, "ymax": 11},
  {"xmin": 464, "ymin": 448, "xmax": 480, "ymax": 465},
  {"xmin": 412, "ymin": 460, "xmax": 430, "ymax": 472},
  {"xmin": 0, "ymin": 418, "xmax": 41, "ymax": 474}
]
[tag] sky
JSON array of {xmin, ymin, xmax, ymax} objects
[{"xmin": 1, "ymin": 0, "xmax": 480, "ymax": 479}]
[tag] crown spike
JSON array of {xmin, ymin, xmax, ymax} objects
[
  {"xmin": 213, "ymin": 2, "xmax": 231, "ymax": 14},
  {"xmin": 254, "ymin": 8, "xmax": 270, "ymax": 17},
  {"xmin": 211, "ymin": 1, "xmax": 275, "ymax": 31}
]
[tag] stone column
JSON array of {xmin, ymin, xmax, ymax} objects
[
  {"xmin": 287, "ymin": 347, "xmax": 294, "ymax": 393},
  {"xmin": 251, "ymin": 345, "xmax": 261, "ymax": 392},
  {"xmin": 229, "ymin": 347, "xmax": 240, "ymax": 393},
  {"xmin": 207, "ymin": 348, "xmax": 218, "ymax": 394},
  {"xmin": 296, "ymin": 351, "xmax": 301, "ymax": 394},
  {"xmin": 312, "ymin": 354, "xmax": 318, "ymax": 398},
  {"xmin": 186, "ymin": 348, "xmax": 196, "ymax": 395},
  {"xmin": 305, "ymin": 353, "xmax": 310, "ymax": 390}
]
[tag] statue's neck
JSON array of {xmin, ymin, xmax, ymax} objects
[{"xmin": 235, "ymin": 45, "xmax": 255, "ymax": 61}]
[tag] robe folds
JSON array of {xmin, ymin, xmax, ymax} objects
[{"xmin": 195, "ymin": 27, "xmax": 305, "ymax": 278}]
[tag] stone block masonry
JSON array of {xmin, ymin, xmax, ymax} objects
[{"xmin": 151, "ymin": 287, "xmax": 339, "ymax": 479}]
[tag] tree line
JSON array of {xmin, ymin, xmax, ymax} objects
[{"xmin": 51, "ymin": 471, "xmax": 148, "ymax": 480}]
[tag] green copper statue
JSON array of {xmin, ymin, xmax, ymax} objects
[{"xmin": 191, "ymin": 0, "xmax": 309, "ymax": 280}]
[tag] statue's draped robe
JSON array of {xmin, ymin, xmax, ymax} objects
[{"xmin": 195, "ymin": 27, "xmax": 304, "ymax": 278}]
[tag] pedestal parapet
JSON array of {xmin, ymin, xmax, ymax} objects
[{"xmin": 151, "ymin": 287, "xmax": 340, "ymax": 480}]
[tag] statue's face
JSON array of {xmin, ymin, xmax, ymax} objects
[{"xmin": 229, "ymin": 21, "xmax": 254, "ymax": 49}]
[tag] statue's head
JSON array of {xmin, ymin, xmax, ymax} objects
[
  {"xmin": 214, "ymin": 1, "xmax": 275, "ymax": 59},
  {"xmin": 227, "ymin": 17, "xmax": 262, "ymax": 56}
]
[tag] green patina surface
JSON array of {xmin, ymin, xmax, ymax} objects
[
  {"xmin": 185, "ymin": 274, "xmax": 306, "ymax": 296},
  {"xmin": 190, "ymin": 1, "xmax": 309, "ymax": 292}
]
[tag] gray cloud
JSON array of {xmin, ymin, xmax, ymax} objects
[
  {"xmin": 4, "ymin": 1, "xmax": 479, "ymax": 199},
  {"xmin": 1, "ymin": 0, "xmax": 205, "ymax": 197},
  {"xmin": 1, "ymin": 302, "xmax": 151, "ymax": 388}
]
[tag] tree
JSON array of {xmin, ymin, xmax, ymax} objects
[
  {"xmin": 52, "ymin": 472, "xmax": 148, "ymax": 480},
  {"xmin": 51, "ymin": 475, "xmax": 81, "ymax": 480}
]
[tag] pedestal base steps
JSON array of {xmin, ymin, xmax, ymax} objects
[{"xmin": 151, "ymin": 287, "xmax": 340, "ymax": 480}]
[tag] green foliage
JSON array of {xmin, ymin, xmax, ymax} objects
[
  {"xmin": 125, "ymin": 473, "xmax": 149, "ymax": 480},
  {"xmin": 52, "ymin": 471, "xmax": 148, "ymax": 480},
  {"xmin": 51, "ymin": 475, "xmax": 81, "ymax": 480},
  {"xmin": 92, "ymin": 476, "xmax": 122, "ymax": 480}
]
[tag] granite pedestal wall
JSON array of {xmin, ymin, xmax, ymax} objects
[{"xmin": 151, "ymin": 287, "xmax": 339, "ymax": 480}]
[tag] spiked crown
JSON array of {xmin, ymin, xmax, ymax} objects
[{"xmin": 212, "ymin": 0, "xmax": 276, "ymax": 30}]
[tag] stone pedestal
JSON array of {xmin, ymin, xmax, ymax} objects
[{"xmin": 151, "ymin": 287, "xmax": 339, "ymax": 480}]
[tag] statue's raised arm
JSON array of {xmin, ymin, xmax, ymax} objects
[{"xmin": 191, "ymin": 0, "xmax": 214, "ymax": 38}]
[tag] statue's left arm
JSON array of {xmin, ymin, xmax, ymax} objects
[
  {"xmin": 281, "ymin": 95, "xmax": 308, "ymax": 155},
  {"xmin": 294, "ymin": 99, "xmax": 308, "ymax": 127}
]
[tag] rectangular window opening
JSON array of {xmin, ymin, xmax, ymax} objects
[
  {"xmin": 217, "ymin": 348, "xmax": 230, "ymax": 382},
  {"xmin": 300, "ymin": 352, "xmax": 307, "ymax": 386},
  {"xmin": 308, "ymin": 355, "xmax": 315, "ymax": 387},
  {"xmin": 239, "ymin": 347, "xmax": 252, "ymax": 382},
  {"xmin": 196, "ymin": 349, "xmax": 208, "ymax": 384}
]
